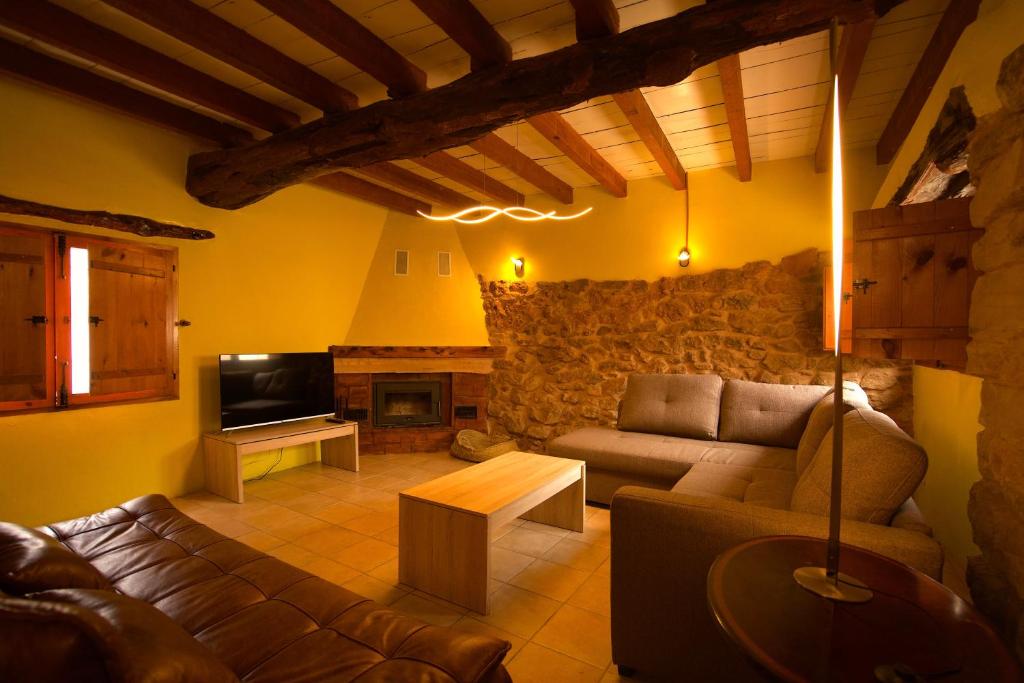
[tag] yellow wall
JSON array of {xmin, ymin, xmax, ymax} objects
[
  {"xmin": 0, "ymin": 78, "xmax": 386, "ymax": 525},
  {"xmin": 459, "ymin": 148, "xmax": 886, "ymax": 282}
]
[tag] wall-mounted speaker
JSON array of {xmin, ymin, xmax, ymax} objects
[
  {"xmin": 394, "ymin": 249, "xmax": 409, "ymax": 276},
  {"xmin": 438, "ymin": 251, "xmax": 452, "ymax": 277}
]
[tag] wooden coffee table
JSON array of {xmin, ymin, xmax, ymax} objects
[{"xmin": 398, "ymin": 451, "xmax": 585, "ymax": 614}]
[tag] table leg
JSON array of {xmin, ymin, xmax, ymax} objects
[
  {"xmin": 322, "ymin": 428, "xmax": 359, "ymax": 472},
  {"xmin": 203, "ymin": 437, "xmax": 243, "ymax": 503},
  {"xmin": 399, "ymin": 495, "xmax": 490, "ymax": 614},
  {"xmin": 520, "ymin": 466, "xmax": 585, "ymax": 532}
]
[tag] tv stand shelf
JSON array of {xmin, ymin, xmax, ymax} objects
[{"xmin": 203, "ymin": 418, "xmax": 358, "ymax": 503}]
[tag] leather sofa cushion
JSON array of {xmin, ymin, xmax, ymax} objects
[
  {"xmin": 550, "ymin": 427, "xmax": 711, "ymax": 482},
  {"xmin": 795, "ymin": 382, "xmax": 871, "ymax": 476},
  {"xmin": 618, "ymin": 374, "xmax": 723, "ymax": 440},
  {"xmin": 43, "ymin": 495, "xmax": 511, "ymax": 683},
  {"xmin": 0, "ymin": 522, "xmax": 111, "ymax": 595},
  {"xmin": 791, "ymin": 408, "xmax": 927, "ymax": 524},
  {"xmin": 0, "ymin": 588, "xmax": 239, "ymax": 683},
  {"xmin": 718, "ymin": 380, "xmax": 829, "ymax": 448},
  {"xmin": 671, "ymin": 462, "xmax": 796, "ymax": 510}
]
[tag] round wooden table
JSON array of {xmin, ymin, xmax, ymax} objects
[{"xmin": 707, "ymin": 536, "xmax": 1020, "ymax": 683}]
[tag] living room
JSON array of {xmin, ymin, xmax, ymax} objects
[{"xmin": 1, "ymin": 0, "xmax": 1022, "ymax": 681}]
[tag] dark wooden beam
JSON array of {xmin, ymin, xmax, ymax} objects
[
  {"xmin": 0, "ymin": 193, "xmax": 214, "ymax": 240},
  {"xmin": 568, "ymin": 0, "xmax": 619, "ymax": 40},
  {"xmin": 815, "ymin": 19, "xmax": 876, "ymax": 172},
  {"xmin": 185, "ymin": 0, "xmax": 906, "ymax": 208},
  {"xmin": 469, "ymin": 135, "xmax": 574, "ymax": 204},
  {"xmin": 253, "ymin": 0, "xmax": 425, "ymax": 98},
  {"xmin": 310, "ymin": 173, "xmax": 432, "ymax": 216},
  {"xmin": 717, "ymin": 54, "xmax": 752, "ymax": 181},
  {"xmin": 100, "ymin": 0, "xmax": 357, "ymax": 113},
  {"xmin": 0, "ymin": 0, "xmax": 298, "ymax": 133},
  {"xmin": 414, "ymin": 154, "xmax": 524, "ymax": 206},
  {"xmin": 612, "ymin": 90, "xmax": 687, "ymax": 190},
  {"xmin": 0, "ymin": 38, "xmax": 251, "ymax": 147},
  {"xmin": 408, "ymin": 0, "xmax": 510, "ymax": 71},
  {"xmin": 358, "ymin": 163, "xmax": 475, "ymax": 207},
  {"xmin": 528, "ymin": 112, "xmax": 627, "ymax": 197},
  {"xmin": 875, "ymin": 0, "xmax": 979, "ymax": 165}
]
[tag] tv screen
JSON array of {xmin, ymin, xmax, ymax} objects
[{"xmin": 218, "ymin": 352, "xmax": 334, "ymax": 430}]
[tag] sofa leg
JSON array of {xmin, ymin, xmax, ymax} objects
[{"xmin": 616, "ymin": 665, "xmax": 636, "ymax": 678}]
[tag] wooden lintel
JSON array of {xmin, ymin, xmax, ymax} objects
[
  {"xmin": 359, "ymin": 163, "xmax": 476, "ymax": 208},
  {"xmin": 529, "ymin": 113, "xmax": 627, "ymax": 197},
  {"xmin": 100, "ymin": 0, "xmax": 357, "ymax": 113},
  {"xmin": 0, "ymin": 193, "xmax": 215, "ymax": 240},
  {"xmin": 717, "ymin": 54, "xmax": 752, "ymax": 182},
  {"xmin": 409, "ymin": 0, "xmax": 510, "ymax": 71},
  {"xmin": 612, "ymin": 90, "xmax": 687, "ymax": 190},
  {"xmin": 875, "ymin": 0, "xmax": 980, "ymax": 165},
  {"xmin": 0, "ymin": 37, "xmax": 252, "ymax": 147},
  {"xmin": 814, "ymin": 19, "xmax": 876, "ymax": 173},
  {"xmin": 415, "ymin": 154, "xmax": 524, "ymax": 207},
  {"xmin": 184, "ymin": 0, "xmax": 907, "ymax": 208},
  {"xmin": 469, "ymin": 135, "xmax": 574, "ymax": 204},
  {"xmin": 569, "ymin": 0, "xmax": 619, "ymax": 40},
  {"xmin": 254, "ymin": 0, "xmax": 426, "ymax": 98},
  {"xmin": 0, "ymin": 0, "xmax": 298, "ymax": 133},
  {"xmin": 330, "ymin": 346, "xmax": 506, "ymax": 358},
  {"xmin": 310, "ymin": 173, "xmax": 432, "ymax": 216}
]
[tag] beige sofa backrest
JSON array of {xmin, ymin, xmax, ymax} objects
[
  {"xmin": 717, "ymin": 380, "xmax": 829, "ymax": 448},
  {"xmin": 618, "ymin": 374, "xmax": 723, "ymax": 439}
]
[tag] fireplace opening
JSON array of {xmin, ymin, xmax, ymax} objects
[{"xmin": 373, "ymin": 380, "xmax": 442, "ymax": 427}]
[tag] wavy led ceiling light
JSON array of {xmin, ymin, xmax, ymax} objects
[{"xmin": 417, "ymin": 206, "xmax": 592, "ymax": 224}]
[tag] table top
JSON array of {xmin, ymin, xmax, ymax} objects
[
  {"xmin": 399, "ymin": 451, "xmax": 584, "ymax": 518},
  {"xmin": 205, "ymin": 417, "xmax": 356, "ymax": 444},
  {"xmin": 707, "ymin": 536, "xmax": 1020, "ymax": 683}
]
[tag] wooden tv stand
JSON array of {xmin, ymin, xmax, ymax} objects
[{"xmin": 203, "ymin": 417, "xmax": 358, "ymax": 503}]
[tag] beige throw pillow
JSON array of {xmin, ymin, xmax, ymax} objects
[{"xmin": 617, "ymin": 374, "xmax": 723, "ymax": 440}]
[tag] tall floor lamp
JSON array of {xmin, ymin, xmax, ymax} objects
[{"xmin": 790, "ymin": 19, "xmax": 873, "ymax": 604}]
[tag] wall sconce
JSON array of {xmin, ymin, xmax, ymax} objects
[
  {"xmin": 678, "ymin": 248, "xmax": 691, "ymax": 268},
  {"xmin": 511, "ymin": 256, "xmax": 525, "ymax": 278}
]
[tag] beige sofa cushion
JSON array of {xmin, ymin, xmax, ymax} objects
[
  {"xmin": 548, "ymin": 427, "xmax": 712, "ymax": 481},
  {"xmin": 671, "ymin": 462, "xmax": 796, "ymax": 510},
  {"xmin": 718, "ymin": 380, "xmax": 829, "ymax": 449},
  {"xmin": 790, "ymin": 408, "xmax": 927, "ymax": 525},
  {"xmin": 617, "ymin": 374, "xmax": 723, "ymax": 440},
  {"xmin": 795, "ymin": 382, "xmax": 870, "ymax": 476}
]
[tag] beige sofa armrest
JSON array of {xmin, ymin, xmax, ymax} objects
[{"xmin": 609, "ymin": 486, "xmax": 943, "ymax": 680}]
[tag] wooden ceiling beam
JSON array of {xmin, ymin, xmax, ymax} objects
[
  {"xmin": 814, "ymin": 19, "xmax": 876, "ymax": 173},
  {"xmin": 310, "ymin": 172, "xmax": 432, "ymax": 216},
  {"xmin": 717, "ymin": 54, "xmax": 752, "ymax": 181},
  {"xmin": 253, "ymin": 0, "xmax": 425, "ymax": 98},
  {"xmin": 568, "ymin": 0, "xmax": 619, "ymax": 41},
  {"xmin": 185, "ymin": 0, "xmax": 907, "ymax": 209},
  {"xmin": 100, "ymin": 0, "xmax": 357, "ymax": 113},
  {"xmin": 358, "ymin": 163, "xmax": 475, "ymax": 207},
  {"xmin": 0, "ymin": 0, "xmax": 298, "ymax": 133},
  {"xmin": 414, "ymin": 154, "xmax": 524, "ymax": 207},
  {"xmin": 469, "ymin": 135, "xmax": 574, "ymax": 204},
  {"xmin": 528, "ymin": 112, "xmax": 627, "ymax": 197},
  {"xmin": 408, "ymin": 0, "xmax": 510, "ymax": 71},
  {"xmin": 875, "ymin": 0, "xmax": 979, "ymax": 165},
  {"xmin": 0, "ymin": 37, "xmax": 252, "ymax": 147}
]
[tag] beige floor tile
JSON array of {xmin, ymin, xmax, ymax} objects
[
  {"xmin": 367, "ymin": 557, "xmax": 400, "ymax": 585},
  {"xmin": 341, "ymin": 510, "xmax": 398, "ymax": 536},
  {"xmin": 373, "ymin": 525, "xmax": 400, "ymax": 546},
  {"xmin": 335, "ymin": 537, "xmax": 399, "ymax": 572},
  {"xmin": 311, "ymin": 500, "xmax": 370, "ymax": 525},
  {"xmin": 492, "ymin": 546, "xmax": 535, "ymax": 582},
  {"xmin": 342, "ymin": 573, "xmax": 409, "ymax": 605},
  {"xmin": 391, "ymin": 592, "xmax": 464, "ymax": 627},
  {"xmin": 232, "ymin": 501, "xmax": 297, "ymax": 529},
  {"xmin": 494, "ymin": 527, "xmax": 564, "ymax": 557},
  {"xmin": 260, "ymin": 513, "xmax": 333, "ymax": 541},
  {"xmin": 266, "ymin": 543, "xmax": 317, "ymax": 568},
  {"xmin": 518, "ymin": 520, "xmax": 571, "ymax": 538},
  {"xmin": 507, "ymin": 643, "xmax": 604, "ymax": 683},
  {"xmin": 534, "ymin": 604, "xmax": 612, "ymax": 668},
  {"xmin": 293, "ymin": 526, "xmax": 366, "ymax": 555},
  {"xmin": 478, "ymin": 585, "xmax": 560, "ymax": 639},
  {"xmin": 543, "ymin": 538, "xmax": 610, "ymax": 572},
  {"xmin": 509, "ymin": 559, "xmax": 590, "ymax": 601},
  {"xmin": 304, "ymin": 556, "xmax": 362, "ymax": 586},
  {"xmin": 568, "ymin": 572, "xmax": 611, "ymax": 617},
  {"xmin": 281, "ymin": 491, "xmax": 337, "ymax": 516},
  {"xmin": 452, "ymin": 616, "xmax": 527, "ymax": 660},
  {"xmin": 318, "ymin": 482, "xmax": 366, "ymax": 499},
  {"xmin": 202, "ymin": 515, "xmax": 253, "ymax": 539},
  {"xmin": 243, "ymin": 479, "xmax": 303, "ymax": 501},
  {"xmin": 268, "ymin": 471, "xmax": 340, "ymax": 493},
  {"xmin": 235, "ymin": 530, "xmax": 287, "ymax": 553},
  {"xmin": 594, "ymin": 556, "xmax": 611, "ymax": 577},
  {"xmin": 356, "ymin": 474, "xmax": 411, "ymax": 491}
]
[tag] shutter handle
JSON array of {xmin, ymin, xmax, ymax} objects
[
  {"xmin": 89, "ymin": 315, "xmax": 104, "ymax": 327},
  {"xmin": 23, "ymin": 315, "xmax": 48, "ymax": 325},
  {"xmin": 175, "ymin": 320, "xmax": 192, "ymax": 327},
  {"xmin": 852, "ymin": 278, "xmax": 878, "ymax": 293}
]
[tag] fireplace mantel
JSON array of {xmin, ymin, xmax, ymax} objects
[{"xmin": 330, "ymin": 346, "xmax": 506, "ymax": 374}]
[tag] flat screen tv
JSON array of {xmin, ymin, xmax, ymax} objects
[{"xmin": 218, "ymin": 352, "xmax": 334, "ymax": 430}]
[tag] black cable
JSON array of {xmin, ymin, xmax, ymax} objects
[{"xmin": 244, "ymin": 447, "xmax": 283, "ymax": 482}]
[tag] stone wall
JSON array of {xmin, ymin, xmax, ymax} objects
[
  {"xmin": 966, "ymin": 43, "xmax": 1024, "ymax": 660},
  {"xmin": 478, "ymin": 248, "xmax": 912, "ymax": 452}
]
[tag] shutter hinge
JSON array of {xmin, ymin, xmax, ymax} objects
[
  {"xmin": 172, "ymin": 372, "xmax": 177, "ymax": 380},
  {"xmin": 172, "ymin": 264, "xmax": 176, "ymax": 272},
  {"xmin": 57, "ymin": 233, "xmax": 67, "ymax": 278},
  {"xmin": 58, "ymin": 362, "xmax": 69, "ymax": 408}
]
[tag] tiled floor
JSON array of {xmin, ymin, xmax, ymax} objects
[{"xmin": 174, "ymin": 451, "xmax": 639, "ymax": 683}]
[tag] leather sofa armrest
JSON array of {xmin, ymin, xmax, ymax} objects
[{"xmin": 609, "ymin": 486, "xmax": 943, "ymax": 680}]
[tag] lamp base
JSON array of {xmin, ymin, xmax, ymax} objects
[{"xmin": 793, "ymin": 566, "xmax": 873, "ymax": 603}]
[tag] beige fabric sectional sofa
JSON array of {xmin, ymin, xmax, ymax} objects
[{"xmin": 548, "ymin": 374, "xmax": 942, "ymax": 681}]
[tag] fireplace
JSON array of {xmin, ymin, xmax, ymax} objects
[{"xmin": 373, "ymin": 380, "xmax": 442, "ymax": 427}]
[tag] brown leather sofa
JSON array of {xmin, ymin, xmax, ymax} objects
[{"xmin": 0, "ymin": 494, "xmax": 511, "ymax": 683}]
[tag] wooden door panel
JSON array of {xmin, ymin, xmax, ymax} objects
[
  {"xmin": 933, "ymin": 232, "xmax": 972, "ymax": 327},
  {"xmin": 900, "ymin": 235, "xmax": 936, "ymax": 328},
  {"xmin": 0, "ymin": 228, "xmax": 53, "ymax": 409}
]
